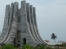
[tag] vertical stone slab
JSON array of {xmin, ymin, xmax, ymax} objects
[
  {"xmin": 33, "ymin": 7, "xmax": 45, "ymax": 44},
  {"xmin": 9, "ymin": 3, "xmax": 14, "ymax": 25},
  {"xmin": 21, "ymin": 0, "xmax": 27, "ymax": 33},
  {"xmin": 17, "ymin": 9, "xmax": 21, "ymax": 30},
  {"xmin": 2, "ymin": 5, "xmax": 10, "ymax": 35},
  {"xmin": 0, "ymin": 3, "xmax": 14, "ymax": 43},
  {"xmin": 20, "ymin": 0, "xmax": 28, "ymax": 46},
  {"xmin": 11, "ymin": 2, "xmax": 18, "ymax": 37},
  {"xmin": 26, "ymin": 3, "xmax": 38, "ymax": 44},
  {"xmin": 20, "ymin": 0, "xmax": 38, "ymax": 46},
  {"xmin": 3, "ymin": 3, "xmax": 14, "ymax": 43},
  {"xmin": 0, "ymin": 5, "xmax": 10, "ymax": 43},
  {"xmin": 30, "ymin": 5, "xmax": 41, "ymax": 44},
  {"xmin": 4, "ymin": 2, "xmax": 18, "ymax": 44},
  {"xmin": 33, "ymin": 7, "xmax": 42, "ymax": 43}
]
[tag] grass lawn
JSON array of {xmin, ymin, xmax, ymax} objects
[
  {"xmin": 0, "ymin": 44, "xmax": 66, "ymax": 49},
  {"xmin": 0, "ymin": 47, "xmax": 66, "ymax": 49},
  {"xmin": 60, "ymin": 47, "xmax": 66, "ymax": 49}
]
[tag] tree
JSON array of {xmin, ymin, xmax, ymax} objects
[{"xmin": 51, "ymin": 33, "xmax": 57, "ymax": 42}]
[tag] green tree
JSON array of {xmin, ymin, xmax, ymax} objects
[
  {"xmin": 2, "ymin": 44, "xmax": 16, "ymax": 49},
  {"xmin": 22, "ymin": 44, "xmax": 34, "ymax": 49},
  {"xmin": 51, "ymin": 33, "xmax": 57, "ymax": 42}
]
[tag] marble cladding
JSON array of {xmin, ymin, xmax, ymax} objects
[{"xmin": 0, "ymin": 0, "xmax": 46, "ymax": 46}]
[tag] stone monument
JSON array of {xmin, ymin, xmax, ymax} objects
[{"xmin": 0, "ymin": 0, "xmax": 46, "ymax": 46}]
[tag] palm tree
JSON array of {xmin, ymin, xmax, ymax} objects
[{"xmin": 51, "ymin": 33, "xmax": 57, "ymax": 42}]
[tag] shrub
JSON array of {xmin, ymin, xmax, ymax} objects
[
  {"xmin": 39, "ymin": 45, "xmax": 45, "ymax": 49},
  {"xmin": 22, "ymin": 44, "xmax": 34, "ymax": 49},
  {"xmin": 46, "ymin": 46, "xmax": 54, "ymax": 49},
  {"xmin": 2, "ymin": 44, "xmax": 16, "ymax": 49}
]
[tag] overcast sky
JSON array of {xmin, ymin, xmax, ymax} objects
[{"xmin": 0, "ymin": 0, "xmax": 66, "ymax": 42}]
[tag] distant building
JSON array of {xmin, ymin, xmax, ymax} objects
[{"xmin": 44, "ymin": 40, "xmax": 49, "ymax": 42}]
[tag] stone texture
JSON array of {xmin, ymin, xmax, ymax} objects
[
  {"xmin": 33, "ymin": 7, "xmax": 46, "ymax": 44},
  {"xmin": 0, "ymin": 5, "xmax": 10, "ymax": 43},
  {"xmin": 0, "ymin": 0, "xmax": 46, "ymax": 46}
]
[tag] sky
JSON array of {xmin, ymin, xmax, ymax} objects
[{"xmin": 0, "ymin": 0, "xmax": 66, "ymax": 42}]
